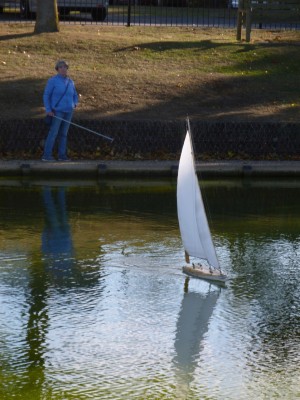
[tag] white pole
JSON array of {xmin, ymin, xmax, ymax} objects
[{"xmin": 53, "ymin": 116, "xmax": 114, "ymax": 142}]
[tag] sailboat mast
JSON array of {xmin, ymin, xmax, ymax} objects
[
  {"xmin": 186, "ymin": 117, "xmax": 194, "ymax": 157},
  {"xmin": 185, "ymin": 251, "xmax": 190, "ymax": 264}
]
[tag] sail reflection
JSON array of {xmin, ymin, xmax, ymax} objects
[{"xmin": 173, "ymin": 278, "xmax": 220, "ymax": 397}]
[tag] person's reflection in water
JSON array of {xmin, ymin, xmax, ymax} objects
[
  {"xmin": 41, "ymin": 186, "xmax": 73, "ymax": 280},
  {"xmin": 22, "ymin": 186, "xmax": 73, "ymax": 396}
]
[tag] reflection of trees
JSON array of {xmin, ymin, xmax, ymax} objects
[
  {"xmin": 173, "ymin": 278, "xmax": 220, "ymax": 398},
  {"xmin": 203, "ymin": 179, "xmax": 300, "ymax": 375},
  {"xmin": 228, "ymin": 233, "xmax": 300, "ymax": 370},
  {"xmin": 22, "ymin": 258, "xmax": 49, "ymax": 398},
  {"xmin": 206, "ymin": 181, "xmax": 300, "ymax": 238}
]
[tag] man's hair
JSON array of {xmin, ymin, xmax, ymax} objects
[{"xmin": 55, "ymin": 60, "xmax": 69, "ymax": 71}]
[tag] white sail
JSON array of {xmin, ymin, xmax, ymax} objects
[{"xmin": 177, "ymin": 128, "xmax": 220, "ymax": 269}]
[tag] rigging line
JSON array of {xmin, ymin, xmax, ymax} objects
[{"xmin": 53, "ymin": 116, "xmax": 114, "ymax": 142}]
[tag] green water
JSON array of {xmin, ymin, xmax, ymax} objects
[{"xmin": 0, "ymin": 178, "xmax": 299, "ymax": 400}]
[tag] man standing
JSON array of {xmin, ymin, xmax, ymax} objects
[{"xmin": 42, "ymin": 60, "xmax": 78, "ymax": 162}]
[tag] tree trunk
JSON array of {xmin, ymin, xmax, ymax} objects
[{"xmin": 34, "ymin": 0, "xmax": 59, "ymax": 33}]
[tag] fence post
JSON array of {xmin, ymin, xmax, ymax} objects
[
  {"xmin": 127, "ymin": 0, "xmax": 131, "ymax": 27},
  {"xmin": 236, "ymin": 0, "xmax": 243, "ymax": 41},
  {"xmin": 245, "ymin": 3, "xmax": 251, "ymax": 42},
  {"xmin": 236, "ymin": 0, "xmax": 252, "ymax": 42}
]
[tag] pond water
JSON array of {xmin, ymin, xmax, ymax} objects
[{"xmin": 0, "ymin": 177, "xmax": 299, "ymax": 400}]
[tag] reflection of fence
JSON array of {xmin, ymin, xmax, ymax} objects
[
  {"xmin": 0, "ymin": 119, "xmax": 299, "ymax": 160},
  {"xmin": 0, "ymin": 0, "xmax": 299, "ymax": 29}
]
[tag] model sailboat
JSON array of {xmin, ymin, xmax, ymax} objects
[{"xmin": 177, "ymin": 119, "xmax": 226, "ymax": 283}]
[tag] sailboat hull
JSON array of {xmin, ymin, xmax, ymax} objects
[{"xmin": 182, "ymin": 265, "xmax": 227, "ymax": 283}]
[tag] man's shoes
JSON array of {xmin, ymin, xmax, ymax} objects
[
  {"xmin": 58, "ymin": 157, "xmax": 71, "ymax": 162},
  {"xmin": 42, "ymin": 157, "xmax": 55, "ymax": 162}
]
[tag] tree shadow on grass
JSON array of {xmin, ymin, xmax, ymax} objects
[
  {"xmin": 0, "ymin": 64, "xmax": 298, "ymax": 122},
  {"xmin": 115, "ymin": 39, "xmax": 288, "ymax": 54},
  {"xmin": 116, "ymin": 38, "xmax": 300, "ymax": 75},
  {"xmin": 109, "ymin": 38, "xmax": 299, "ymax": 122},
  {"xmin": 0, "ymin": 77, "xmax": 45, "ymax": 119},
  {"xmin": 0, "ymin": 31, "xmax": 36, "ymax": 41},
  {"xmin": 75, "ymin": 66, "xmax": 299, "ymax": 123}
]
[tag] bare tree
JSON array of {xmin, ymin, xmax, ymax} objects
[{"xmin": 34, "ymin": 0, "xmax": 59, "ymax": 33}]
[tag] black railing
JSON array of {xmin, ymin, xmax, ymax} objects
[{"xmin": 0, "ymin": 0, "xmax": 299, "ymax": 29}]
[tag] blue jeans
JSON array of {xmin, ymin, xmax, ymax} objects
[{"xmin": 43, "ymin": 111, "xmax": 73, "ymax": 159}]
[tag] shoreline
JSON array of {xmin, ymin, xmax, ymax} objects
[{"xmin": 1, "ymin": 160, "xmax": 300, "ymax": 178}]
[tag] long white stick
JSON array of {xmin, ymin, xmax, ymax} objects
[{"xmin": 53, "ymin": 115, "xmax": 114, "ymax": 142}]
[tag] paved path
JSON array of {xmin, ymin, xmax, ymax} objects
[{"xmin": 0, "ymin": 160, "xmax": 300, "ymax": 178}]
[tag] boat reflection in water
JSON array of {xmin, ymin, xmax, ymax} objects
[{"xmin": 173, "ymin": 277, "xmax": 221, "ymax": 398}]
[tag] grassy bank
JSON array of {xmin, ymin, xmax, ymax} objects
[{"xmin": 0, "ymin": 23, "xmax": 299, "ymax": 122}]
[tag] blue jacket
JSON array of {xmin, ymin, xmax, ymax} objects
[{"xmin": 43, "ymin": 74, "xmax": 78, "ymax": 113}]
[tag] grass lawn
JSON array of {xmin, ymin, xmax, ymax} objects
[{"xmin": 0, "ymin": 23, "xmax": 299, "ymax": 122}]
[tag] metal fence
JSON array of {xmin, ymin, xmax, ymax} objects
[
  {"xmin": 0, "ymin": 119, "xmax": 299, "ymax": 160},
  {"xmin": 0, "ymin": 0, "xmax": 299, "ymax": 29}
]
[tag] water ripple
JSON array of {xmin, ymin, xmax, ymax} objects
[{"xmin": 1, "ymin": 181, "xmax": 300, "ymax": 399}]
